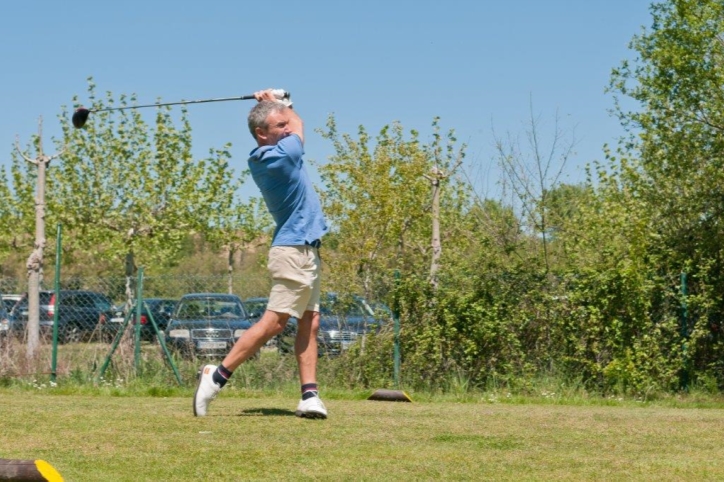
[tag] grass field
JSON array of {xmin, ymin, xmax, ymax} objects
[{"xmin": 2, "ymin": 390, "xmax": 724, "ymax": 481}]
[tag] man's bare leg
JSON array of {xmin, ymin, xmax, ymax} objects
[
  {"xmin": 221, "ymin": 310, "xmax": 291, "ymax": 371},
  {"xmin": 194, "ymin": 310, "xmax": 289, "ymax": 416},
  {"xmin": 294, "ymin": 310, "xmax": 326, "ymax": 418},
  {"xmin": 295, "ymin": 310, "xmax": 320, "ymax": 384}
]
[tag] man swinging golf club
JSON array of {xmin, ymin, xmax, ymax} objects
[{"xmin": 194, "ymin": 88, "xmax": 329, "ymax": 419}]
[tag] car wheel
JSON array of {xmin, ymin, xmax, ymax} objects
[
  {"xmin": 60, "ymin": 326, "xmax": 82, "ymax": 344},
  {"xmin": 103, "ymin": 329, "xmax": 119, "ymax": 344}
]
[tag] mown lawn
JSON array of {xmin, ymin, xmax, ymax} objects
[{"xmin": 1, "ymin": 390, "xmax": 724, "ymax": 481}]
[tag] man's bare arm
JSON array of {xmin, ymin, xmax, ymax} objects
[{"xmin": 285, "ymin": 106, "xmax": 304, "ymax": 144}]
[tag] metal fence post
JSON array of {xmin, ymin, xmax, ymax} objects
[
  {"xmin": 680, "ymin": 272, "xmax": 689, "ymax": 391},
  {"xmin": 393, "ymin": 270, "xmax": 401, "ymax": 389},
  {"xmin": 134, "ymin": 268, "xmax": 144, "ymax": 373},
  {"xmin": 50, "ymin": 224, "xmax": 61, "ymax": 384}
]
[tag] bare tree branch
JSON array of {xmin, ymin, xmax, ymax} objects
[{"xmin": 14, "ymin": 136, "xmax": 37, "ymax": 165}]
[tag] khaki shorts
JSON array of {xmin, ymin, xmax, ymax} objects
[{"xmin": 266, "ymin": 245, "xmax": 321, "ymax": 318}]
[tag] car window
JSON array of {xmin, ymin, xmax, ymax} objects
[
  {"xmin": 146, "ymin": 300, "xmax": 175, "ymax": 314},
  {"xmin": 177, "ymin": 301, "xmax": 202, "ymax": 319},
  {"xmin": 245, "ymin": 301, "xmax": 266, "ymax": 315},
  {"xmin": 89, "ymin": 294, "xmax": 112, "ymax": 311},
  {"xmin": 176, "ymin": 298, "xmax": 243, "ymax": 319},
  {"xmin": 368, "ymin": 302, "xmax": 392, "ymax": 317},
  {"xmin": 322, "ymin": 299, "xmax": 367, "ymax": 317},
  {"xmin": 14, "ymin": 292, "xmax": 53, "ymax": 309},
  {"xmin": 64, "ymin": 294, "xmax": 79, "ymax": 307}
]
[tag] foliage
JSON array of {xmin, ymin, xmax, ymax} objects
[
  {"xmin": 5, "ymin": 2, "xmax": 724, "ymax": 395},
  {"xmin": 53, "ymin": 79, "xmax": 243, "ymax": 277},
  {"xmin": 605, "ymin": 0, "xmax": 724, "ymax": 389},
  {"xmin": 317, "ymin": 116, "xmax": 470, "ymax": 300},
  {"xmin": 0, "ymin": 150, "xmax": 37, "ymax": 256}
]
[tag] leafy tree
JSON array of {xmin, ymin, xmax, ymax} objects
[
  {"xmin": 317, "ymin": 116, "xmax": 469, "ymax": 300},
  {"xmin": 608, "ymin": 0, "xmax": 724, "ymax": 386},
  {"xmin": 204, "ymin": 194, "xmax": 273, "ymax": 293},
  {"xmin": 12, "ymin": 120, "xmax": 64, "ymax": 358},
  {"xmin": 54, "ymin": 80, "xmax": 242, "ymax": 300},
  {"xmin": 0, "ymin": 150, "xmax": 36, "ymax": 261}
]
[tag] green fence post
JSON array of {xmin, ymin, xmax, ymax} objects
[
  {"xmin": 134, "ymin": 268, "xmax": 144, "ymax": 374},
  {"xmin": 97, "ymin": 309, "xmax": 133, "ymax": 382},
  {"xmin": 50, "ymin": 224, "xmax": 61, "ymax": 384},
  {"xmin": 680, "ymin": 272, "xmax": 689, "ymax": 391},
  {"xmin": 150, "ymin": 308, "xmax": 184, "ymax": 386},
  {"xmin": 393, "ymin": 270, "xmax": 401, "ymax": 389}
]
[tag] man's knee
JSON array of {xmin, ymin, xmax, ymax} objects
[
  {"xmin": 260, "ymin": 310, "xmax": 291, "ymax": 336},
  {"xmin": 297, "ymin": 311, "xmax": 320, "ymax": 335}
]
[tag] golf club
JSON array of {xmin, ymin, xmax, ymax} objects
[{"xmin": 72, "ymin": 89, "xmax": 291, "ymax": 128}]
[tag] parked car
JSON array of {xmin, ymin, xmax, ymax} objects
[
  {"xmin": 109, "ymin": 298, "xmax": 178, "ymax": 341},
  {"xmin": 10, "ymin": 290, "xmax": 115, "ymax": 343},
  {"xmin": 165, "ymin": 293, "xmax": 253, "ymax": 358},
  {"xmin": 276, "ymin": 293, "xmax": 390, "ymax": 356},
  {"xmin": 244, "ymin": 297, "xmax": 268, "ymax": 323},
  {"xmin": 0, "ymin": 293, "xmax": 12, "ymax": 338},
  {"xmin": 2, "ymin": 294, "xmax": 22, "ymax": 314},
  {"xmin": 243, "ymin": 297, "xmax": 277, "ymax": 348}
]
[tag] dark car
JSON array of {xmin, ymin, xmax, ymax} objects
[
  {"xmin": 10, "ymin": 290, "xmax": 115, "ymax": 343},
  {"xmin": 165, "ymin": 293, "xmax": 253, "ymax": 358},
  {"xmin": 243, "ymin": 297, "xmax": 278, "ymax": 348},
  {"xmin": 276, "ymin": 293, "xmax": 390, "ymax": 356},
  {"xmin": 2, "ymin": 294, "xmax": 21, "ymax": 314},
  {"xmin": 110, "ymin": 298, "xmax": 178, "ymax": 342},
  {"xmin": 0, "ymin": 293, "xmax": 12, "ymax": 338},
  {"xmin": 244, "ymin": 297, "xmax": 268, "ymax": 323}
]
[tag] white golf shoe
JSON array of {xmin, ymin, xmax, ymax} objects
[
  {"xmin": 193, "ymin": 364, "xmax": 221, "ymax": 417},
  {"xmin": 295, "ymin": 396, "xmax": 328, "ymax": 419}
]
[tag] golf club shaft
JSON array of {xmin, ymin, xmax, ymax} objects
[{"xmin": 89, "ymin": 94, "xmax": 257, "ymax": 113}]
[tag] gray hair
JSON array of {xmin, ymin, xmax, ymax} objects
[{"xmin": 248, "ymin": 101, "xmax": 288, "ymax": 140}]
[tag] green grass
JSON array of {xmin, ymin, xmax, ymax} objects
[{"xmin": 2, "ymin": 389, "xmax": 724, "ymax": 481}]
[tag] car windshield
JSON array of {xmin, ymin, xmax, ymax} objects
[
  {"xmin": 146, "ymin": 299, "xmax": 176, "ymax": 312},
  {"xmin": 89, "ymin": 295, "xmax": 112, "ymax": 311},
  {"xmin": 245, "ymin": 300, "xmax": 266, "ymax": 315},
  {"xmin": 320, "ymin": 298, "xmax": 372, "ymax": 317},
  {"xmin": 176, "ymin": 298, "xmax": 244, "ymax": 319}
]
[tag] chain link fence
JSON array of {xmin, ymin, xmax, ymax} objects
[
  {"xmin": 0, "ymin": 272, "xmax": 277, "ymax": 384},
  {"xmin": 0, "ymin": 271, "xmax": 396, "ymax": 390}
]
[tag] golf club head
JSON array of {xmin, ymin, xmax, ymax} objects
[{"xmin": 72, "ymin": 108, "xmax": 91, "ymax": 129}]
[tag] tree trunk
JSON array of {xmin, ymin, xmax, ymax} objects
[
  {"xmin": 227, "ymin": 247, "xmax": 235, "ymax": 294},
  {"xmin": 429, "ymin": 175, "xmax": 442, "ymax": 291},
  {"xmin": 22, "ymin": 126, "xmax": 51, "ymax": 360},
  {"xmin": 125, "ymin": 250, "xmax": 136, "ymax": 306}
]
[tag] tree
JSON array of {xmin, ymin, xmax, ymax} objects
[
  {"xmin": 205, "ymin": 195, "xmax": 272, "ymax": 294},
  {"xmin": 0, "ymin": 135, "xmax": 48, "ymax": 275},
  {"xmin": 608, "ymin": 0, "xmax": 724, "ymax": 384},
  {"xmin": 54, "ymin": 80, "xmax": 242, "ymax": 301},
  {"xmin": 317, "ymin": 116, "xmax": 469, "ymax": 299},
  {"xmin": 13, "ymin": 119, "xmax": 63, "ymax": 358},
  {"xmin": 494, "ymin": 102, "xmax": 577, "ymax": 275},
  {"xmin": 424, "ymin": 122, "xmax": 464, "ymax": 290}
]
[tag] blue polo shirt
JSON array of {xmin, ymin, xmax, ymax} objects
[{"xmin": 248, "ymin": 134, "xmax": 328, "ymax": 246}]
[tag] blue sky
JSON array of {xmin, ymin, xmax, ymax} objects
[{"xmin": 1, "ymin": 0, "xmax": 652, "ymax": 200}]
